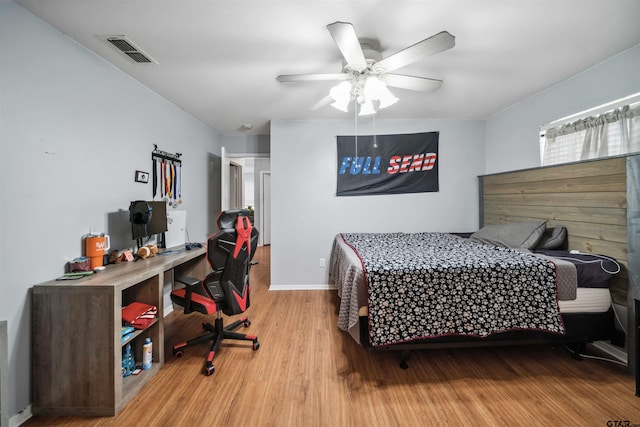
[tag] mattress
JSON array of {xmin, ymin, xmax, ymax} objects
[
  {"xmin": 330, "ymin": 233, "xmax": 613, "ymax": 344},
  {"xmin": 557, "ymin": 288, "xmax": 611, "ymax": 313}
]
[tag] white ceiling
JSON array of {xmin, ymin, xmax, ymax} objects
[{"xmin": 14, "ymin": 0, "xmax": 640, "ymax": 135}]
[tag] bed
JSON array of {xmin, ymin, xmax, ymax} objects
[
  {"xmin": 330, "ymin": 156, "xmax": 632, "ymax": 368},
  {"xmin": 330, "ymin": 227, "xmax": 618, "ymax": 367}
]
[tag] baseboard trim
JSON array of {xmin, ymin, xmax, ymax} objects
[
  {"xmin": 269, "ymin": 284, "xmax": 337, "ymax": 291},
  {"xmin": 9, "ymin": 404, "xmax": 31, "ymax": 427},
  {"xmin": 1, "ymin": 321, "xmax": 7, "ymax": 427},
  {"xmin": 163, "ymin": 304, "xmax": 174, "ymax": 317}
]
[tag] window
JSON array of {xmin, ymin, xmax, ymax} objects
[{"xmin": 540, "ymin": 94, "xmax": 640, "ymax": 166}]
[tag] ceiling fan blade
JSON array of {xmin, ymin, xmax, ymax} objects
[
  {"xmin": 382, "ymin": 74, "xmax": 443, "ymax": 92},
  {"xmin": 310, "ymin": 95, "xmax": 334, "ymax": 111},
  {"xmin": 376, "ymin": 31, "xmax": 455, "ymax": 72},
  {"xmin": 277, "ymin": 73, "xmax": 349, "ymax": 83},
  {"xmin": 326, "ymin": 21, "xmax": 367, "ymax": 71}
]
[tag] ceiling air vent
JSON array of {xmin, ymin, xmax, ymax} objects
[{"xmin": 105, "ymin": 36, "xmax": 156, "ymax": 64}]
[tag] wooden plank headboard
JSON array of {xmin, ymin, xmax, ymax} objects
[{"xmin": 479, "ymin": 156, "xmax": 628, "ymax": 307}]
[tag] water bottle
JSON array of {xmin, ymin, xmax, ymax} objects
[
  {"xmin": 122, "ymin": 343, "xmax": 135, "ymax": 377},
  {"xmin": 142, "ymin": 337, "xmax": 153, "ymax": 370}
]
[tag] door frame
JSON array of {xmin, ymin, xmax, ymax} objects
[{"xmin": 260, "ymin": 171, "xmax": 271, "ymax": 246}]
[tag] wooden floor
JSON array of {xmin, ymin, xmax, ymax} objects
[{"xmin": 25, "ymin": 246, "xmax": 639, "ymax": 426}]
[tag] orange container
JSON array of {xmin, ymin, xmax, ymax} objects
[{"xmin": 85, "ymin": 235, "xmax": 111, "ymax": 269}]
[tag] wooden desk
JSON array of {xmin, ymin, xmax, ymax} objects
[{"xmin": 32, "ymin": 247, "xmax": 209, "ymax": 416}]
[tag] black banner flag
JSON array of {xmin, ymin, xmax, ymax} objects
[{"xmin": 336, "ymin": 132, "xmax": 439, "ymax": 196}]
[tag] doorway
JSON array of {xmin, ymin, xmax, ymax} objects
[{"xmin": 223, "ymin": 155, "xmax": 270, "ymax": 246}]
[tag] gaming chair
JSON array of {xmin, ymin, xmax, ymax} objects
[{"xmin": 170, "ymin": 209, "xmax": 260, "ymax": 376}]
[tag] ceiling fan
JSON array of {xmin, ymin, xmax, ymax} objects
[{"xmin": 276, "ymin": 21, "xmax": 455, "ymax": 114}]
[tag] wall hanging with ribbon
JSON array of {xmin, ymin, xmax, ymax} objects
[{"xmin": 151, "ymin": 145, "xmax": 182, "ymax": 207}]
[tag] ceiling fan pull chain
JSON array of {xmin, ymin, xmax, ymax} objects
[
  {"xmin": 354, "ymin": 98, "xmax": 358, "ymax": 159},
  {"xmin": 373, "ymin": 112, "xmax": 377, "ymax": 148}
]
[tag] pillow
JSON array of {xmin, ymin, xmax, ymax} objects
[
  {"xmin": 470, "ymin": 221, "xmax": 546, "ymax": 249},
  {"xmin": 536, "ymin": 249, "xmax": 619, "ymax": 288},
  {"xmin": 534, "ymin": 226, "xmax": 567, "ymax": 250}
]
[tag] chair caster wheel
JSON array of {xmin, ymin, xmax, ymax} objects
[
  {"xmin": 243, "ymin": 319, "xmax": 251, "ymax": 328},
  {"xmin": 173, "ymin": 348, "xmax": 183, "ymax": 358},
  {"xmin": 205, "ymin": 364, "xmax": 215, "ymax": 376},
  {"xmin": 252, "ymin": 340, "xmax": 260, "ymax": 351}
]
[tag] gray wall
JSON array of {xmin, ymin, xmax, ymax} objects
[
  {"xmin": 0, "ymin": 1, "xmax": 222, "ymax": 418},
  {"xmin": 270, "ymin": 119, "xmax": 485, "ymax": 288},
  {"xmin": 221, "ymin": 134, "xmax": 270, "ymax": 156},
  {"xmin": 485, "ymin": 44, "xmax": 640, "ymax": 173}
]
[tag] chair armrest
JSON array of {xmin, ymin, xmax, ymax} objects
[{"xmin": 175, "ymin": 276, "xmax": 201, "ymax": 314}]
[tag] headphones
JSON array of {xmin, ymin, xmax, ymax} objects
[{"xmin": 129, "ymin": 201, "xmax": 153, "ymax": 225}]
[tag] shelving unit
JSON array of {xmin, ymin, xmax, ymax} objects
[
  {"xmin": 32, "ymin": 247, "xmax": 208, "ymax": 416},
  {"xmin": 121, "ymin": 318, "xmax": 159, "ymax": 401}
]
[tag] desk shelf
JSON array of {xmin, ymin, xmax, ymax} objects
[
  {"xmin": 122, "ymin": 361, "xmax": 161, "ymax": 404},
  {"xmin": 121, "ymin": 319, "xmax": 158, "ymax": 347},
  {"xmin": 31, "ymin": 247, "xmax": 207, "ymax": 416}
]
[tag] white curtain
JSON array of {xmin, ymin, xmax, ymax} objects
[{"xmin": 543, "ymin": 104, "xmax": 640, "ymax": 165}]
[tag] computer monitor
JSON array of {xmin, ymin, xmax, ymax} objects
[{"xmin": 129, "ymin": 201, "xmax": 168, "ymax": 247}]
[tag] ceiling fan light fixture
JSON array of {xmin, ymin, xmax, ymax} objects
[
  {"xmin": 364, "ymin": 76, "xmax": 399, "ymax": 110},
  {"xmin": 330, "ymin": 81, "xmax": 352, "ymax": 112},
  {"xmin": 358, "ymin": 99, "xmax": 376, "ymax": 116},
  {"xmin": 377, "ymin": 86, "xmax": 399, "ymax": 110},
  {"xmin": 331, "ymin": 99, "xmax": 351, "ymax": 112}
]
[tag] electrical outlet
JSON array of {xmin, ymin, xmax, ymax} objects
[{"xmin": 319, "ymin": 258, "xmax": 325, "ymax": 268}]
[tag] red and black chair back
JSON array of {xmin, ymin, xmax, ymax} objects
[{"xmin": 205, "ymin": 209, "xmax": 259, "ymax": 315}]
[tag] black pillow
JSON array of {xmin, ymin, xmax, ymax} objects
[
  {"xmin": 536, "ymin": 249, "xmax": 619, "ymax": 288},
  {"xmin": 535, "ymin": 226, "xmax": 567, "ymax": 250}
]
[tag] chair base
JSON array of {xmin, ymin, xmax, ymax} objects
[{"xmin": 172, "ymin": 313, "xmax": 260, "ymax": 376}]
